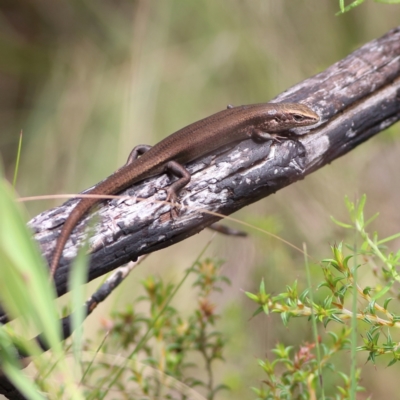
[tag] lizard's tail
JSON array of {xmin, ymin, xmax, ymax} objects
[{"xmin": 49, "ymin": 198, "xmax": 96, "ymax": 278}]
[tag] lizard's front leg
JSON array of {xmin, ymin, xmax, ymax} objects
[{"xmin": 250, "ymin": 129, "xmax": 288, "ymax": 143}]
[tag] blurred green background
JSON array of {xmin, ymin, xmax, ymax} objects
[{"xmin": 1, "ymin": 0, "xmax": 400, "ymax": 398}]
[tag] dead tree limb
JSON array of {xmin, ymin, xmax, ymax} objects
[{"xmin": 28, "ymin": 26, "xmax": 400, "ymax": 297}]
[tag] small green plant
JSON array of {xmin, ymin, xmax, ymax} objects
[
  {"xmin": 250, "ymin": 331, "xmax": 364, "ymax": 400},
  {"xmin": 79, "ymin": 259, "xmax": 230, "ymax": 399},
  {"xmin": 337, "ymin": 0, "xmax": 400, "ymax": 14},
  {"xmin": 246, "ymin": 195, "xmax": 400, "ymax": 398}
]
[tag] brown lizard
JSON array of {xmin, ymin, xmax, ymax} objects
[{"xmin": 49, "ymin": 102, "xmax": 319, "ymax": 277}]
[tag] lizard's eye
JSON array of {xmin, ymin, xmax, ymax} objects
[{"xmin": 293, "ymin": 114, "xmax": 304, "ymax": 122}]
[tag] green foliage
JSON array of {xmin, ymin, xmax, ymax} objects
[
  {"xmin": 79, "ymin": 259, "xmax": 230, "ymax": 399},
  {"xmin": 337, "ymin": 0, "xmax": 400, "ymax": 13},
  {"xmin": 246, "ymin": 195, "xmax": 400, "ymax": 398},
  {"xmin": 0, "ymin": 173, "xmax": 85, "ymax": 399},
  {"xmin": 12, "ymin": 130, "xmax": 23, "ymax": 188},
  {"xmin": 250, "ymin": 331, "xmax": 364, "ymax": 400}
]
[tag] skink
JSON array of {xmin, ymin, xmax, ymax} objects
[{"xmin": 49, "ymin": 102, "xmax": 319, "ymax": 277}]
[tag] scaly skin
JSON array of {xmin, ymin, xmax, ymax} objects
[{"xmin": 49, "ymin": 102, "xmax": 319, "ymax": 277}]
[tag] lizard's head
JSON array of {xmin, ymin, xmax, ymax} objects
[{"xmin": 260, "ymin": 103, "xmax": 320, "ymax": 132}]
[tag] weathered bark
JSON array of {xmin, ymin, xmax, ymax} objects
[{"xmin": 29, "ymin": 26, "xmax": 400, "ymax": 297}]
